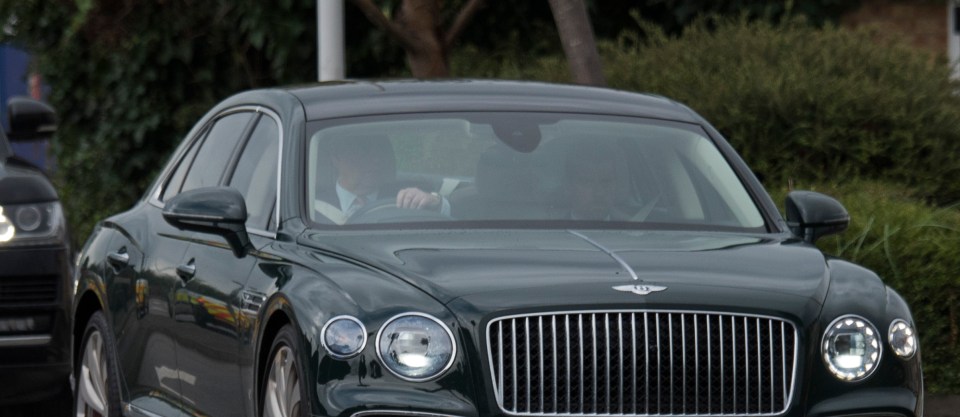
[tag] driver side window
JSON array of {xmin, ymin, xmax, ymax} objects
[{"xmin": 228, "ymin": 115, "xmax": 279, "ymax": 231}]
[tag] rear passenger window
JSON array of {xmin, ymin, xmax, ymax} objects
[
  {"xmin": 179, "ymin": 112, "xmax": 254, "ymax": 194},
  {"xmin": 228, "ymin": 116, "xmax": 279, "ymax": 230}
]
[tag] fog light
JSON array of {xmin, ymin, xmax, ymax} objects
[
  {"xmin": 888, "ymin": 319, "xmax": 917, "ymax": 359},
  {"xmin": 321, "ymin": 316, "xmax": 367, "ymax": 359},
  {"xmin": 0, "ymin": 317, "xmax": 36, "ymax": 333}
]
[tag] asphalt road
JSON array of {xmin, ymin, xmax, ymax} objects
[{"xmin": 927, "ymin": 394, "xmax": 960, "ymax": 417}]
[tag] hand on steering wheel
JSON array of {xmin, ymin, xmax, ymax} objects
[{"xmin": 397, "ymin": 187, "xmax": 441, "ymax": 210}]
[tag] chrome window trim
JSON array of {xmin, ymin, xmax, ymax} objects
[
  {"xmin": 257, "ymin": 106, "xmax": 283, "ymax": 238},
  {"xmin": 148, "ymin": 105, "xmax": 282, "ymax": 240},
  {"xmin": 485, "ymin": 309, "xmax": 800, "ymax": 417}
]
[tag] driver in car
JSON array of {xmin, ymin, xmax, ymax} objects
[{"xmin": 318, "ymin": 135, "xmax": 450, "ymax": 219}]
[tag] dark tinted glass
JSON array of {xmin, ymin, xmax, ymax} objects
[
  {"xmin": 161, "ymin": 136, "xmax": 202, "ymax": 202},
  {"xmin": 180, "ymin": 112, "xmax": 253, "ymax": 193},
  {"xmin": 229, "ymin": 116, "xmax": 279, "ymax": 230}
]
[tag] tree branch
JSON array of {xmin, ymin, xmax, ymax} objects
[
  {"xmin": 348, "ymin": 0, "xmax": 418, "ymax": 51},
  {"xmin": 443, "ymin": 0, "xmax": 485, "ymax": 49}
]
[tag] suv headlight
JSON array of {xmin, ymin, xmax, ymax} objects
[
  {"xmin": 0, "ymin": 202, "xmax": 65, "ymax": 247},
  {"xmin": 822, "ymin": 315, "xmax": 881, "ymax": 381},
  {"xmin": 376, "ymin": 313, "xmax": 456, "ymax": 382}
]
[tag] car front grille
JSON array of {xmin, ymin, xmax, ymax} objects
[
  {"xmin": 0, "ymin": 275, "xmax": 59, "ymax": 305},
  {"xmin": 487, "ymin": 311, "xmax": 797, "ymax": 416}
]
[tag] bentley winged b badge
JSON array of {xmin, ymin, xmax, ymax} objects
[{"xmin": 613, "ymin": 284, "xmax": 667, "ymax": 296}]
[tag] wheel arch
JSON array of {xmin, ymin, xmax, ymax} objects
[
  {"xmin": 72, "ymin": 287, "xmax": 105, "ymax": 366},
  {"xmin": 255, "ymin": 294, "xmax": 298, "ymax": 416}
]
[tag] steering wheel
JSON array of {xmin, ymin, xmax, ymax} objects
[{"xmin": 346, "ymin": 198, "xmax": 452, "ymax": 224}]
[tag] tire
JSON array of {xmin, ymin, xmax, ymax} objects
[
  {"xmin": 74, "ymin": 311, "xmax": 122, "ymax": 417},
  {"xmin": 261, "ymin": 325, "xmax": 310, "ymax": 417}
]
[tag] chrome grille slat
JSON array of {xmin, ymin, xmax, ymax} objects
[
  {"xmin": 525, "ymin": 317, "xmax": 531, "ymax": 413},
  {"xmin": 553, "ymin": 315, "xmax": 558, "ymax": 414},
  {"xmin": 488, "ymin": 311, "xmax": 797, "ymax": 416}
]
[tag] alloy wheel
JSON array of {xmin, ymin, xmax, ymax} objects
[
  {"xmin": 75, "ymin": 330, "xmax": 108, "ymax": 417},
  {"xmin": 264, "ymin": 345, "xmax": 301, "ymax": 417}
]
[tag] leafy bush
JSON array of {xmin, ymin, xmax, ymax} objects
[
  {"xmin": 609, "ymin": 17, "xmax": 960, "ymax": 204},
  {"xmin": 458, "ymin": 16, "xmax": 960, "ymax": 205},
  {"xmin": 770, "ymin": 181, "xmax": 960, "ymax": 393},
  {"xmin": 1, "ymin": 1, "xmax": 319, "ymax": 243}
]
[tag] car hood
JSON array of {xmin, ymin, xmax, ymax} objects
[{"xmin": 302, "ymin": 229, "xmax": 828, "ymax": 321}]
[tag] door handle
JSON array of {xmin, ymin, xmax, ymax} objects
[
  {"xmin": 107, "ymin": 249, "xmax": 130, "ymax": 269},
  {"xmin": 177, "ymin": 260, "xmax": 196, "ymax": 281}
]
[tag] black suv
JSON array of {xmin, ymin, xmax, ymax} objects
[{"xmin": 0, "ymin": 97, "xmax": 72, "ymax": 406}]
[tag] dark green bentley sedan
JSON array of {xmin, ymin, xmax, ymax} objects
[{"xmin": 72, "ymin": 80, "xmax": 922, "ymax": 417}]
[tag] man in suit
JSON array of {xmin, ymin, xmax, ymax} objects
[{"xmin": 318, "ymin": 135, "xmax": 448, "ymax": 220}]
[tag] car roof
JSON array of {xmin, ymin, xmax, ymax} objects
[{"xmin": 283, "ymin": 79, "xmax": 700, "ymax": 123}]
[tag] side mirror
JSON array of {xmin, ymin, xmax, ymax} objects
[
  {"xmin": 162, "ymin": 187, "xmax": 251, "ymax": 257},
  {"xmin": 7, "ymin": 97, "xmax": 57, "ymax": 141},
  {"xmin": 785, "ymin": 190, "xmax": 850, "ymax": 244}
]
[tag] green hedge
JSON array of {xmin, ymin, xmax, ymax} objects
[
  {"xmin": 456, "ymin": 16, "xmax": 960, "ymax": 204},
  {"xmin": 770, "ymin": 181, "xmax": 960, "ymax": 393},
  {"xmin": 1, "ymin": 1, "xmax": 319, "ymax": 244}
]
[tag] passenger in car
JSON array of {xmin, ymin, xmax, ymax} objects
[{"xmin": 316, "ymin": 135, "xmax": 450, "ymax": 219}]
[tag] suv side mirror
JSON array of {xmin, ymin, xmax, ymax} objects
[
  {"xmin": 162, "ymin": 187, "xmax": 252, "ymax": 257},
  {"xmin": 785, "ymin": 191, "xmax": 850, "ymax": 244},
  {"xmin": 7, "ymin": 97, "xmax": 57, "ymax": 141}
]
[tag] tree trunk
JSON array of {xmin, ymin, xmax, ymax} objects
[
  {"xmin": 548, "ymin": 0, "xmax": 606, "ymax": 86},
  {"xmin": 398, "ymin": 0, "xmax": 449, "ymax": 77},
  {"xmin": 349, "ymin": 0, "xmax": 485, "ymax": 78}
]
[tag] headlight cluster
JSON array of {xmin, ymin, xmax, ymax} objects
[
  {"xmin": 821, "ymin": 315, "xmax": 918, "ymax": 382},
  {"xmin": 0, "ymin": 202, "xmax": 65, "ymax": 246},
  {"xmin": 320, "ymin": 312, "xmax": 456, "ymax": 382}
]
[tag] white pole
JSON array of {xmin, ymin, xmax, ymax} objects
[
  {"xmin": 949, "ymin": 1, "xmax": 960, "ymax": 78},
  {"xmin": 318, "ymin": 0, "xmax": 345, "ymax": 81}
]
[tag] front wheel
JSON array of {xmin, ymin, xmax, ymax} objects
[
  {"xmin": 261, "ymin": 325, "xmax": 310, "ymax": 417},
  {"xmin": 75, "ymin": 311, "xmax": 122, "ymax": 417}
]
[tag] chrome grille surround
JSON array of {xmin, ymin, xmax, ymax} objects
[{"xmin": 486, "ymin": 310, "xmax": 799, "ymax": 416}]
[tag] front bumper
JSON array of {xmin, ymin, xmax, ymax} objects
[
  {"xmin": 0, "ymin": 244, "xmax": 73, "ymax": 404},
  {"xmin": 323, "ymin": 388, "xmax": 923, "ymax": 417}
]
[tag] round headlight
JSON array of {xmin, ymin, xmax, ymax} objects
[
  {"xmin": 377, "ymin": 313, "xmax": 456, "ymax": 382},
  {"xmin": 822, "ymin": 315, "xmax": 881, "ymax": 381},
  {"xmin": 888, "ymin": 319, "xmax": 917, "ymax": 359},
  {"xmin": 321, "ymin": 316, "xmax": 367, "ymax": 359}
]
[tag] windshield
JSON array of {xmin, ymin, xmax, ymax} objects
[{"xmin": 305, "ymin": 112, "xmax": 766, "ymax": 231}]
